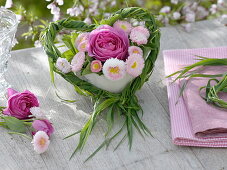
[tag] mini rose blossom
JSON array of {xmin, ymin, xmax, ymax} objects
[
  {"xmin": 103, "ymin": 58, "xmax": 126, "ymax": 81},
  {"xmin": 126, "ymin": 54, "xmax": 145, "ymax": 77},
  {"xmin": 32, "ymin": 119, "xmax": 54, "ymax": 136},
  {"xmin": 77, "ymin": 40, "xmax": 88, "ymax": 52},
  {"xmin": 113, "ymin": 20, "xmax": 132, "ymax": 34},
  {"xmin": 75, "ymin": 33, "xmax": 89, "ymax": 48},
  {"xmin": 91, "ymin": 60, "xmax": 102, "ymax": 73},
  {"xmin": 56, "ymin": 58, "xmax": 71, "ymax": 73},
  {"xmin": 32, "ymin": 131, "xmax": 50, "ymax": 154},
  {"xmin": 71, "ymin": 52, "xmax": 85, "ymax": 72},
  {"xmin": 128, "ymin": 46, "xmax": 143, "ymax": 56}
]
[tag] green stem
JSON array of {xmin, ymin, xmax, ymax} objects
[
  {"xmin": 23, "ymin": 122, "xmax": 32, "ymax": 126},
  {"xmin": 8, "ymin": 132, "xmax": 32, "ymax": 140}
]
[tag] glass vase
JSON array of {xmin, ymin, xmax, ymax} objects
[{"xmin": 0, "ymin": 8, "xmax": 18, "ymax": 96}]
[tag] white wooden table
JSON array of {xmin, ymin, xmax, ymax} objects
[{"xmin": 1, "ymin": 20, "xmax": 227, "ymax": 170}]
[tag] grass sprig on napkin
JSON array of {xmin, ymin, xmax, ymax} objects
[{"xmin": 167, "ymin": 56, "xmax": 227, "ymax": 109}]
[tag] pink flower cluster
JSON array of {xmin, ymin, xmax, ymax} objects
[
  {"xmin": 3, "ymin": 88, "xmax": 54, "ymax": 154},
  {"xmin": 56, "ymin": 20, "xmax": 150, "ymax": 81}
]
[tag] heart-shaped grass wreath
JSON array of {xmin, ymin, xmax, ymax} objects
[{"xmin": 41, "ymin": 7, "xmax": 160, "ymax": 160}]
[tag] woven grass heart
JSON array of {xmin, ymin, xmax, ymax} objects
[{"xmin": 41, "ymin": 7, "xmax": 160, "ymax": 161}]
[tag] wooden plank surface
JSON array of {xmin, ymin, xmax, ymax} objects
[{"xmin": 1, "ymin": 19, "xmax": 226, "ymax": 170}]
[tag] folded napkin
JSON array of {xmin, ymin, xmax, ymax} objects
[{"xmin": 164, "ymin": 46, "xmax": 227, "ymax": 147}]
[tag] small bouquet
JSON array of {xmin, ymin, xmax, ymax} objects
[
  {"xmin": 0, "ymin": 88, "xmax": 54, "ymax": 154},
  {"xmin": 41, "ymin": 7, "xmax": 160, "ymax": 160}
]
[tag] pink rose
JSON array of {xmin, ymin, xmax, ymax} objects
[
  {"xmin": 88, "ymin": 25, "xmax": 129, "ymax": 62},
  {"xmin": 3, "ymin": 88, "xmax": 39, "ymax": 119},
  {"xmin": 32, "ymin": 119, "xmax": 54, "ymax": 136}
]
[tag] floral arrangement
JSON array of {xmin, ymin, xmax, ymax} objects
[
  {"xmin": 41, "ymin": 7, "xmax": 160, "ymax": 160},
  {"xmin": 168, "ymin": 57, "xmax": 227, "ymax": 108},
  {"xmin": 0, "ymin": 88, "xmax": 54, "ymax": 154}
]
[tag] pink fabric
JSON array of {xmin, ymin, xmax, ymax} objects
[{"xmin": 164, "ymin": 46, "xmax": 227, "ymax": 147}]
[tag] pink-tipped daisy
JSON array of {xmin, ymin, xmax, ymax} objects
[
  {"xmin": 132, "ymin": 26, "xmax": 150, "ymax": 38},
  {"xmin": 75, "ymin": 32, "xmax": 89, "ymax": 48},
  {"xmin": 103, "ymin": 58, "xmax": 126, "ymax": 81},
  {"xmin": 126, "ymin": 54, "xmax": 145, "ymax": 77},
  {"xmin": 71, "ymin": 52, "xmax": 86, "ymax": 72},
  {"xmin": 130, "ymin": 31, "xmax": 147, "ymax": 45},
  {"xmin": 128, "ymin": 46, "xmax": 143, "ymax": 56},
  {"xmin": 130, "ymin": 26, "xmax": 150, "ymax": 45},
  {"xmin": 32, "ymin": 131, "xmax": 50, "ymax": 154},
  {"xmin": 113, "ymin": 20, "xmax": 132, "ymax": 34},
  {"xmin": 56, "ymin": 58, "xmax": 71, "ymax": 73},
  {"xmin": 91, "ymin": 60, "xmax": 102, "ymax": 73},
  {"xmin": 77, "ymin": 40, "xmax": 88, "ymax": 52}
]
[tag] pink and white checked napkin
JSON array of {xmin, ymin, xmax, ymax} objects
[{"xmin": 164, "ymin": 46, "xmax": 227, "ymax": 147}]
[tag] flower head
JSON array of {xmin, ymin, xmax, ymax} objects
[
  {"xmin": 75, "ymin": 33, "xmax": 89, "ymax": 49},
  {"xmin": 128, "ymin": 46, "xmax": 143, "ymax": 56},
  {"xmin": 56, "ymin": 58, "xmax": 71, "ymax": 73},
  {"xmin": 173, "ymin": 12, "xmax": 181, "ymax": 20},
  {"xmin": 32, "ymin": 119, "xmax": 54, "ymax": 137},
  {"xmin": 77, "ymin": 40, "xmax": 88, "ymax": 52},
  {"xmin": 130, "ymin": 31, "xmax": 148, "ymax": 45},
  {"xmin": 160, "ymin": 6, "xmax": 171, "ymax": 13},
  {"xmin": 103, "ymin": 58, "xmax": 126, "ymax": 81},
  {"xmin": 126, "ymin": 54, "xmax": 145, "ymax": 77},
  {"xmin": 130, "ymin": 26, "xmax": 150, "ymax": 45},
  {"xmin": 30, "ymin": 107, "xmax": 47, "ymax": 119},
  {"xmin": 91, "ymin": 60, "xmax": 102, "ymax": 72},
  {"xmin": 88, "ymin": 25, "xmax": 129, "ymax": 62},
  {"xmin": 71, "ymin": 52, "xmax": 85, "ymax": 72},
  {"xmin": 32, "ymin": 131, "xmax": 50, "ymax": 154},
  {"xmin": 185, "ymin": 12, "xmax": 195, "ymax": 23},
  {"xmin": 113, "ymin": 20, "xmax": 132, "ymax": 34},
  {"xmin": 3, "ymin": 88, "xmax": 39, "ymax": 119}
]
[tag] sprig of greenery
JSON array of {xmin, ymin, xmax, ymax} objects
[
  {"xmin": 41, "ymin": 7, "xmax": 160, "ymax": 160},
  {"xmin": 167, "ymin": 56, "xmax": 227, "ymax": 109}
]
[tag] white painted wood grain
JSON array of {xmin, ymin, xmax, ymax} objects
[{"xmin": 0, "ymin": 20, "xmax": 226, "ymax": 170}]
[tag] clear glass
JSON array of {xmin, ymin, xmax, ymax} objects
[{"xmin": 0, "ymin": 8, "xmax": 18, "ymax": 96}]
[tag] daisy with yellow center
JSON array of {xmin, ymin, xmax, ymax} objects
[
  {"xmin": 126, "ymin": 54, "xmax": 145, "ymax": 77},
  {"xmin": 71, "ymin": 52, "xmax": 86, "ymax": 72},
  {"xmin": 32, "ymin": 131, "xmax": 50, "ymax": 154},
  {"xmin": 103, "ymin": 58, "xmax": 126, "ymax": 81},
  {"xmin": 128, "ymin": 46, "xmax": 143, "ymax": 56},
  {"xmin": 75, "ymin": 32, "xmax": 89, "ymax": 48},
  {"xmin": 130, "ymin": 26, "xmax": 150, "ymax": 45},
  {"xmin": 113, "ymin": 20, "xmax": 132, "ymax": 34},
  {"xmin": 91, "ymin": 60, "xmax": 102, "ymax": 72},
  {"xmin": 78, "ymin": 40, "xmax": 88, "ymax": 52}
]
